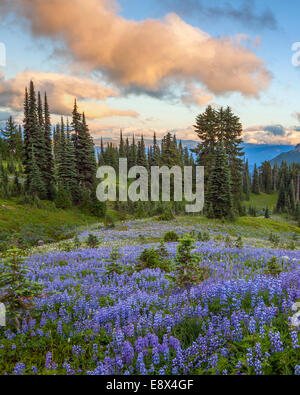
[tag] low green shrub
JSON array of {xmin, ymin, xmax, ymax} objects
[
  {"xmin": 173, "ymin": 236, "xmax": 211, "ymax": 289},
  {"xmin": 164, "ymin": 231, "xmax": 179, "ymax": 242},
  {"xmin": 0, "ymin": 248, "xmax": 44, "ymax": 328},
  {"xmin": 86, "ymin": 234, "xmax": 99, "ymax": 248}
]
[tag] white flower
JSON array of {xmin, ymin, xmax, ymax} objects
[
  {"xmin": 291, "ymin": 312, "xmax": 300, "ymax": 328},
  {"xmin": 291, "ymin": 302, "xmax": 300, "ymax": 313}
]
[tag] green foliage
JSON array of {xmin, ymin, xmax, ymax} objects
[
  {"xmin": 207, "ymin": 141, "xmax": 234, "ymax": 220},
  {"xmin": 163, "ymin": 231, "xmax": 179, "ymax": 242},
  {"xmin": 224, "ymin": 235, "xmax": 232, "ymax": 248},
  {"xmin": 157, "ymin": 206, "xmax": 175, "ymax": 221},
  {"xmin": 248, "ymin": 205, "xmax": 258, "ymax": 217},
  {"xmin": 252, "ymin": 164, "xmax": 260, "ymax": 194},
  {"xmin": 0, "ymin": 197, "xmax": 97, "ymax": 248},
  {"xmin": 106, "ymin": 248, "xmax": 124, "ymax": 275},
  {"xmin": 173, "ymin": 236, "xmax": 211, "ymax": 289},
  {"xmin": 58, "ymin": 241, "xmax": 75, "ymax": 252},
  {"xmin": 193, "ymin": 106, "xmax": 244, "ymax": 213},
  {"xmin": 265, "ymin": 256, "xmax": 283, "ymax": 276},
  {"xmin": 137, "ymin": 242, "xmax": 172, "ymax": 272},
  {"xmin": 265, "ymin": 207, "xmax": 270, "ymax": 219},
  {"xmin": 0, "ymin": 249, "xmax": 44, "ymax": 328},
  {"xmin": 269, "ymin": 232, "xmax": 280, "ymax": 247},
  {"xmin": 286, "ymin": 240, "xmax": 296, "ymax": 250},
  {"xmin": 197, "ymin": 231, "xmax": 210, "ymax": 242},
  {"xmin": 86, "ymin": 234, "xmax": 99, "ymax": 248},
  {"xmin": 235, "ymin": 236, "xmax": 243, "ymax": 249},
  {"xmin": 54, "ymin": 187, "xmax": 72, "ymax": 209},
  {"xmin": 104, "ymin": 213, "xmax": 115, "ymax": 229},
  {"xmin": 73, "ymin": 235, "xmax": 81, "ymax": 249}
]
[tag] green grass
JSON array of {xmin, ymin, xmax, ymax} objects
[
  {"xmin": 245, "ymin": 192, "xmax": 278, "ymax": 210},
  {"xmin": 237, "ymin": 216, "xmax": 300, "ymax": 234},
  {"xmin": 0, "ymin": 198, "xmax": 100, "ymax": 244}
]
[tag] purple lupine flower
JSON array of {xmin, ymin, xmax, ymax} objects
[
  {"xmin": 13, "ymin": 363, "xmax": 26, "ymax": 375},
  {"xmin": 290, "ymin": 331, "xmax": 299, "ymax": 350}
]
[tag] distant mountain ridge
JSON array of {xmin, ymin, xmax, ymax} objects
[{"xmin": 270, "ymin": 144, "xmax": 300, "ymax": 166}]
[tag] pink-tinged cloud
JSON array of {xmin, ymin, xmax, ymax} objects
[
  {"xmin": 243, "ymin": 125, "xmax": 300, "ymax": 145},
  {"xmin": 0, "ymin": 71, "xmax": 139, "ymax": 119},
  {"xmin": 0, "ymin": 0, "xmax": 271, "ymax": 101},
  {"xmin": 181, "ymin": 84, "xmax": 214, "ymax": 107}
]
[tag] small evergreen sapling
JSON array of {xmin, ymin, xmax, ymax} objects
[
  {"xmin": 0, "ymin": 248, "xmax": 43, "ymax": 328},
  {"xmin": 106, "ymin": 248, "xmax": 124, "ymax": 275},
  {"xmin": 86, "ymin": 234, "xmax": 99, "ymax": 248},
  {"xmin": 173, "ymin": 236, "xmax": 211, "ymax": 289},
  {"xmin": 164, "ymin": 231, "xmax": 179, "ymax": 242}
]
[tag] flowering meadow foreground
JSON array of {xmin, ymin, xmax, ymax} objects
[{"xmin": 0, "ymin": 219, "xmax": 299, "ymax": 375}]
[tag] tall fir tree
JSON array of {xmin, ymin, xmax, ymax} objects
[
  {"xmin": 252, "ymin": 164, "xmax": 260, "ymax": 194},
  {"xmin": 219, "ymin": 107, "xmax": 244, "ymax": 211},
  {"xmin": 43, "ymin": 93, "xmax": 55, "ymax": 198},
  {"xmin": 137, "ymin": 135, "xmax": 148, "ymax": 168},
  {"xmin": 119, "ymin": 130, "xmax": 126, "ymax": 158},
  {"xmin": 243, "ymin": 159, "xmax": 251, "ymax": 201},
  {"xmin": 29, "ymin": 146, "xmax": 47, "ymax": 199},
  {"xmin": 128, "ymin": 135, "xmax": 137, "ymax": 168},
  {"xmin": 207, "ymin": 141, "xmax": 234, "ymax": 220}
]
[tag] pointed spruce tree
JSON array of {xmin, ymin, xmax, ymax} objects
[{"xmin": 208, "ymin": 141, "xmax": 234, "ymax": 220}]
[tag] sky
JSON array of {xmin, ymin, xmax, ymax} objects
[{"xmin": 0, "ymin": 0, "xmax": 299, "ymax": 145}]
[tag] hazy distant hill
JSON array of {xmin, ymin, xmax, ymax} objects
[{"xmin": 270, "ymin": 144, "xmax": 300, "ymax": 166}]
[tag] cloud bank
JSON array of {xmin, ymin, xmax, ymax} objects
[
  {"xmin": 0, "ymin": 0, "xmax": 271, "ymax": 104},
  {"xmin": 0, "ymin": 71, "xmax": 138, "ymax": 119},
  {"xmin": 243, "ymin": 124, "xmax": 300, "ymax": 145}
]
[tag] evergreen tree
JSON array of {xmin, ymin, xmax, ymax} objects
[
  {"xmin": 74, "ymin": 112, "xmax": 96, "ymax": 191},
  {"xmin": 208, "ymin": 141, "xmax": 234, "ymax": 219},
  {"xmin": 276, "ymin": 180, "xmax": 287, "ymax": 213},
  {"xmin": 64, "ymin": 120, "xmax": 78, "ymax": 200},
  {"xmin": 137, "ymin": 135, "xmax": 148, "ymax": 168},
  {"xmin": 98, "ymin": 137, "xmax": 105, "ymax": 166},
  {"xmin": 193, "ymin": 105, "xmax": 218, "ymax": 182},
  {"xmin": 260, "ymin": 161, "xmax": 273, "ymax": 194},
  {"xmin": 53, "ymin": 124, "xmax": 61, "ymax": 166},
  {"xmin": 243, "ymin": 159, "xmax": 251, "ymax": 201},
  {"xmin": 151, "ymin": 132, "xmax": 160, "ymax": 166},
  {"xmin": 23, "ymin": 81, "xmax": 47, "ymax": 193},
  {"xmin": 43, "ymin": 93, "xmax": 55, "ymax": 198},
  {"xmin": 119, "ymin": 130, "xmax": 126, "ymax": 158},
  {"xmin": 128, "ymin": 135, "xmax": 137, "ymax": 168},
  {"xmin": 193, "ymin": 105, "xmax": 244, "ymax": 213},
  {"xmin": 160, "ymin": 133, "xmax": 181, "ymax": 168},
  {"xmin": 28, "ymin": 146, "xmax": 46, "ymax": 199},
  {"xmin": 219, "ymin": 107, "xmax": 244, "ymax": 210},
  {"xmin": 1, "ymin": 117, "xmax": 17, "ymax": 154},
  {"xmin": 23, "ymin": 87, "xmax": 30, "ymax": 185},
  {"xmin": 265, "ymin": 207, "xmax": 270, "ymax": 219},
  {"xmin": 37, "ymin": 92, "xmax": 44, "ymax": 128},
  {"xmin": 288, "ymin": 179, "xmax": 296, "ymax": 213},
  {"xmin": 252, "ymin": 164, "xmax": 260, "ymax": 194},
  {"xmin": 16, "ymin": 126, "xmax": 24, "ymax": 160}
]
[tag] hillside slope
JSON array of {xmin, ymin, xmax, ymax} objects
[
  {"xmin": 270, "ymin": 144, "xmax": 300, "ymax": 166},
  {"xmin": 0, "ymin": 198, "xmax": 98, "ymax": 247}
]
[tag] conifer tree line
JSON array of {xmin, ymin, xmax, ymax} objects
[
  {"xmin": 243, "ymin": 161, "xmax": 300, "ymax": 220},
  {"xmin": 96, "ymin": 130, "xmax": 196, "ymax": 217},
  {"xmin": 96, "ymin": 105, "xmax": 245, "ymax": 220},
  {"xmin": 0, "ymin": 81, "xmax": 104, "ymax": 216},
  {"xmin": 242, "ymin": 159, "xmax": 300, "ymax": 219},
  {"xmin": 1, "ymin": 88, "xmax": 299, "ymax": 222}
]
